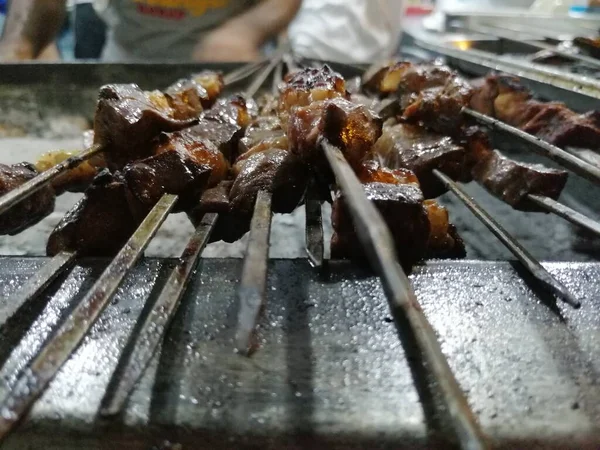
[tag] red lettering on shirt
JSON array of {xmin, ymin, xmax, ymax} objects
[{"xmin": 136, "ymin": 3, "xmax": 186, "ymax": 20}]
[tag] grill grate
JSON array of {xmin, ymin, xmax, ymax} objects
[{"xmin": 0, "ymin": 50, "xmax": 599, "ymax": 448}]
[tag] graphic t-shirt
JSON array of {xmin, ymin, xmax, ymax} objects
[{"xmin": 97, "ymin": 0, "xmax": 256, "ymax": 61}]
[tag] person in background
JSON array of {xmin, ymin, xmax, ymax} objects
[
  {"xmin": 0, "ymin": 0, "xmax": 301, "ymax": 62},
  {"xmin": 289, "ymin": 0, "xmax": 403, "ymax": 63}
]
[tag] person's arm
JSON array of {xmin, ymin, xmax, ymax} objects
[
  {"xmin": 0, "ymin": 0, "xmax": 67, "ymax": 61},
  {"xmin": 193, "ymin": 0, "xmax": 302, "ymax": 62}
]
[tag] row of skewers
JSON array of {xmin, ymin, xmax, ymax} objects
[
  {"xmin": 0, "ymin": 56, "xmax": 599, "ymax": 449},
  {"xmin": 0, "ymin": 59, "xmax": 598, "ymax": 270}
]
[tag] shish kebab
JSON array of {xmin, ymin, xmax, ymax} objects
[
  {"xmin": 0, "ymin": 70, "xmax": 226, "ymax": 236},
  {"xmin": 0, "ymin": 61, "xmax": 595, "ymax": 276},
  {"xmin": 360, "ymin": 61, "xmax": 600, "ymax": 236}
]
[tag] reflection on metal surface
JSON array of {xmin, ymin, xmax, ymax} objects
[{"xmin": 323, "ymin": 140, "xmax": 489, "ymax": 450}]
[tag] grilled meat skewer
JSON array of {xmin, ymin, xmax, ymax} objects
[
  {"xmin": 0, "ymin": 71, "xmax": 225, "ymax": 237},
  {"xmin": 0, "ymin": 164, "xmax": 55, "ymax": 235},
  {"xmin": 470, "ymin": 74, "xmax": 600, "ymax": 151}
]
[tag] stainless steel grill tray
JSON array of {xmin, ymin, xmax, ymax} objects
[{"xmin": 0, "ymin": 258, "xmax": 598, "ymax": 449}]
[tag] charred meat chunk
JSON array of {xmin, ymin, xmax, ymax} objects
[
  {"xmin": 0, "ymin": 163, "xmax": 55, "ymax": 235},
  {"xmin": 47, "ymin": 171, "xmax": 138, "ymax": 257},
  {"xmin": 230, "ymin": 148, "xmax": 308, "ymax": 216},
  {"xmin": 402, "ymin": 75, "xmax": 473, "ymax": 135},
  {"xmin": 331, "ymin": 182, "xmax": 430, "ymax": 271},
  {"xmin": 423, "ymin": 200, "xmax": 466, "ymax": 259},
  {"xmin": 279, "ymin": 65, "xmax": 347, "ymax": 127},
  {"xmin": 472, "ymin": 150, "xmax": 568, "ymax": 211},
  {"xmin": 288, "ymin": 97, "xmax": 382, "ymax": 174},
  {"xmin": 154, "ymin": 130, "xmax": 229, "ymax": 188},
  {"xmin": 123, "ymin": 149, "xmax": 211, "ymax": 214},
  {"xmin": 186, "ymin": 181, "xmax": 250, "ymax": 244},
  {"xmin": 371, "ymin": 123, "xmax": 468, "ymax": 198},
  {"xmin": 93, "ymin": 84, "xmax": 197, "ymax": 169},
  {"xmin": 189, "ymin": 95, "xmax": 257, "ymax": 163},
  {"xmin": 165, "ymin": 71, "xmax": 224, "ymax": 119}
]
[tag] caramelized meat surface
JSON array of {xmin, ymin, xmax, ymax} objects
[
  {"xmin": 230, "ymin": 148, "xmax": 308, "ymax": 216},
  {"xmin": 93, "ymin": 84, "xmax": 197, "ymax": 169},
  {"xmin": 165, "ymin": 71, "xmax": 224, "ymax": 118},
  {"xmin": 470, "ymin": 74, "xmax": 600, "ymax": 150},
  {"xmin": 371, "ymin": 122, "xmax": 468, "ymax": 198},
  {"xmin": 402, "ymin": 75, "xmax": 473, "ymax": 135},
  {"xmin": 124, "ymin": 149, "xmax": 211, "ymax": 213},
  {"xmin": 288, "ymin": 97, "xmax": 382, "ymax": 173},
  {"xmin": 472, "ymin": 150, "xmax": 568, "ymax": 211},
  {"xmin": 47, "ymin": 171, "xmax": 137, "ymax": 257},
  {"xmin": 0, "ymin": 163, "xmax": 55, "ymax": 235},
  {"xmin": 36, "ymin": 149, "xmax": 100, "ymax": 194},
  {"xmin": 424, "ymin": 200, "xmax": 466, "ymax": 259},
  {"xmin": 189, "ymin": 95, "xmax": 257, "ymax": 163},
  {"xmin": 154, "ymin": 130, "xmax": 229, "ymax": 187},
  {"xmin": 331, "ymin": 182, "xmax": 430, "ymax": 271},
  {"xmin": 279, "ymin": 65, "xmax": 347, "ymax": 127}
]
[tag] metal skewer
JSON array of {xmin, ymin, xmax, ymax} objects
[
  {"xmin": 463, "ymin": 23, "xmax": 600, "ymax": 70},
  {"xmin": 223, "ymin": 59, "xmax": 267, "ymax": 85},
  {"xmin": 0, "ymin": 143, "xmax": 103, "ymax": 217},
  {"xmin": 0, "ymin": 194, "xmax": 176, "ymax": 442},
  {"xmin": 433, "ymin": 170, "xmax": 580, "ymax": 309},
  {"xmin": 321, "ymin": 140, "xmax": 489, "ymax": 450},
  {"xmin": 99, "ymin": 212, "xmax": 218, "ymax": 416},
  {"xmin": 234, "ymin": 190, "xmax": 273, "ymax": 355},
  {"xmin": 96, "ymin": 56, "xmax": 283, "ymax": 411},
  {"xmin": 304, "ymin": 179, "xmax": 325, "ymax": 270},
  {"xmin": 462, "ymin": 108, "xmax": 600, "ymax": 186},
  {"xmin": 527, "ymin": 194, "xmax": 600, "ymax": 238}
]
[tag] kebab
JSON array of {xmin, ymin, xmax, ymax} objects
[
  {"xmin": 0, "ymin": 71, "xmax": 224, "ymax": 236},
  {"xmin": 47, "ymin": 92, "xmax": 253, "ymax": 257},
  {"xmin": 280, "ymin": 65, "xmax": 466, "ymax": 269},
  {"xmin": 361, "ymin": 61, "xmax": 570, "ymax": 212},
  {"xmin": 469, "ymin": 74, "xmax": 600, "ymax": 151}
]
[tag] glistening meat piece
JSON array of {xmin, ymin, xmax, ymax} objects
[
  {"xmin": 154, "ymin": 130, "xmax": 229, "ymax": 188},
  {"xmin": 165, "ymin": 70, "xmax": 224, "ymax": 119},
  {"xmin": 362, "ymin": 61, "xmax": 473, "ymax": 134},
  {"xmin": 362, "ymin": 61, "xmax": 455, "ymax": 100},
  {"xmin": 124, "ymin": 149, "xmax": 211, "ymax": 214},
  {"xmin": 288, "ymin": 97, "xmax": 382, "ymax": 173},
  {"xmin": 470, "ymin": 74, "xmax": 600, "ymax": 150},
  {"xmin": 371, "ymin": 122, "xmax": 469, "ymax": 198},
  {"xmin": 47, "ymin": 150, "xmax": 211, "ymax": 257},
  {"xmin": 189, "ymin": 95, "xmax": 257, "ymax": 163},
  {"xmin": 354, "ymin": 160, "xmax": 465, "ymax": 259},
  {"xmin": 331, "ymin": 181, "xmax": 430, "ymax": 271},
  {"xmin": 230, "ymin": 147, "xmax": 308, "ymax": 216},
  {"xmin": 520, "ymin": 108, "xmax": 600, "ymax": 150},
  {"xmin": 47, "ymin": 171, "xmax": 138, "ymax": 257},
  {"xmin": 238, "ymin": 116, "xmax": 285, "ymax": 155},
  {"xmin": 93, "ymin": 84, "xmax": 197, "ymax": 169},
  {"xmin": 0, "ymin": 163, "xmax": 55, "ymax": 235},
  {"xmin": 424, "ymin": 200, "xmax": 466, "ymax": 259},
  {"xmin": 278, "ymin": 65, "xmax": 347, "ymax": 128},
  {"xmin": 402, "ymin": 75, "xmax": 474, "ymax": 135},
  {"xmin": 472, "ymin": 150, "xmax": 568, "ymax": 212}
]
